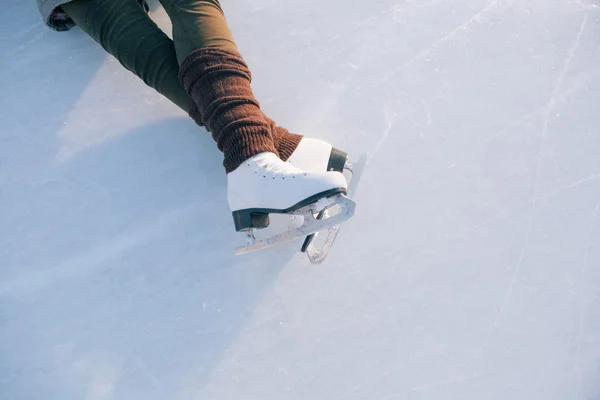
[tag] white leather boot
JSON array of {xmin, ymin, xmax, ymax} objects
[
  {"xmin": 227, "ymin": 152, "xmax": 348, "ymax": 232},
  {"xmin": 287, "ymin": 138, "xmax": 348, "ymax": 173}
]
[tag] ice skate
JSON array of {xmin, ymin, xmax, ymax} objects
[
  {"xmin": 285, "ymin": 138, "xmax": 366, "ymax": 264},
  {"xmin": 228, "ymin": 152, "xmax": 356, "ymax": 255}
]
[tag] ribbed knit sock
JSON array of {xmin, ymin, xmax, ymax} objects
[{"xmin": 179, "ymin": 47, "xmax": 279, "ymax": 173}]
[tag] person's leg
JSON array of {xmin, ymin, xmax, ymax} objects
[
  {"xmin": 64, "ymin": 0, "xmax": 300, "ymax": 162},
  {"xmin": 158, "ymin": 0, "xmax": 302, "ymax": 169},
  {"xmin": 61, "ymin": 0, "xmax": 194, "ymax": 112},
  {"xmin": 158, "ymin": 0, "xmax": 237, "ymax": 63},
  {"xmin": 62, "ymin": 0, "xmax": 350, "ymax": 239},
  {"xmin": 157, "ymin": 1, "xmax": 351, "ymax": 237}
]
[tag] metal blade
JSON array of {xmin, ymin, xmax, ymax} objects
[
  {"xmin": 304, "ymin": 153, "xmax": 368, "ymax": 264},
  {"xmin": 234, "ymin": 194, "xmax": 356, "ymax": 256}
]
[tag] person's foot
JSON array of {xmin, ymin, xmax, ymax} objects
[{"xmin": 227, "ymin": 152, "xmax": 347, "ymax": 231}]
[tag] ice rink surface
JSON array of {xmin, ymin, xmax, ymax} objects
[{"xmin": 2, "ymin": 1, "xmax": 600, "ymax": 399}]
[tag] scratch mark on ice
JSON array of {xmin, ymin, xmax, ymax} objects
[
  {"xmin": 338, "ymin": 371, "xmax": 490, "ymax": 400},
  {"xmin": 540, "ymin": 12, "xmax": 588, "ymax": 163},
  {"xmin": 375, "ymin": 0, "xmax": 502, "ymax": 86},
  {"xmin": 369, "ymin": 103, "xmax": 398, "ymax": 164},
  {"xmin": 400, "ymin": 373, "xmax": 490, "ymax": 397},
  {"xmin": 490, "ymin": 69, "xmax": 600, "ymax": 140},
  {"xmin": 481, "ymin": 11, "xmax": 588, "ymax": 353},
  {"xmin": 571, "ymin": 202, "xmax": 600, "ymax": 394},
  {"xmin": 563, "ymin": 172, "xmax": 600, "ymax": 190},
  {"xmin": 401, "ymin": 0, "xmax": 500, "ymax": 64},
  {"xmin": 532, "ymin": 12, "xmax": 588, "ymax": 208}
]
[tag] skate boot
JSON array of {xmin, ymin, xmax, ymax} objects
[
  {"xmin": 228, "ymin": 152, "xmax": 356, "ymax": 255},
  {"xmin": 287, "ymin": 137, "xmax": 349, "ymax": 173}
]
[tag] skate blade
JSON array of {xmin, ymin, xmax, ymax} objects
[
  {"xmin": 234, "ymin": 194, "xmax": 356, "ymax": 256},
  {"xmin": 303, "ymin": 153, "xmax": 368, "ymax": 264}
]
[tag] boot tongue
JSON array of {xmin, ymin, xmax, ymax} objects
[
  {"xmin": 251, "ymin": 152, "xmax": 279, "ymax": 167},
  {"xmin": 251, "ymin": 152, "xmax": 301, "ymax": 177}
]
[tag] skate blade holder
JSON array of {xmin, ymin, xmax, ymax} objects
[
  {"xmin": 234, "ymin": 194, "xmax": 356, "ymax": 256},
  {"xmin": 302, "ymin": 153, "xmax": 368, "ymax": 264}
]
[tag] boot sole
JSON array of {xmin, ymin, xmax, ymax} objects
[{"xmin": 232, "ymin": 187, "xmax": 347, "ymax": 232}]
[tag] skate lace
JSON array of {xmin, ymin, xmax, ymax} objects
[
  {"xmin": 251, "ymin": 152, "xmax": 307, "ymax": 179},
  {"xmin": 266, "ymin": 162, "xmax": 291, "ymax": 178}
]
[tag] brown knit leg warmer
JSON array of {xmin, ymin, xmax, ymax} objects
[
  {"xmin": 263, "ymin": 117, "xmax": 303, "ymax": 162},
  {"xmin": 179, "ymin": 48, "xmax": 278, "ymax": 173},
  {"xmin": 180, "ymin": 48, "xmax": 302, "ymax": 170}
]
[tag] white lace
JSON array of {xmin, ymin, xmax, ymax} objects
[{"xmin": 250, "ymin": 152, "xmax": 307, "ymax": 179}]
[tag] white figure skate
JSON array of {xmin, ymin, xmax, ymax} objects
[{"xmin": 228, "ymin": 152, "xmax": 355, "ymax": 256}]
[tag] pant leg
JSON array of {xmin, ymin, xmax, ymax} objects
[
  {"xmin": 62, "ymin": 0, "xmax": 194, "ymax": 112},
  {"xmin": 160, "ymin": 0, "xmax": 302, "ymax": 164},
  {"xmin": 158, "ymin": 0, "xmax": 237, "ymax": 64}
]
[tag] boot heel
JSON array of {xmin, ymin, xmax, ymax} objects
[
  {"xmin": 327, "ymin": 148, "xmax": 348, "ymax": 172},
  {"xmin": 232, "ymin": 210, "xmax": 270, "ymax": 231}
]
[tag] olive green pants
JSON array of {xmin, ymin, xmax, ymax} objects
[{"xmin": 62, "ymin": 0, "xmax": 237, "ymax": 112}]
